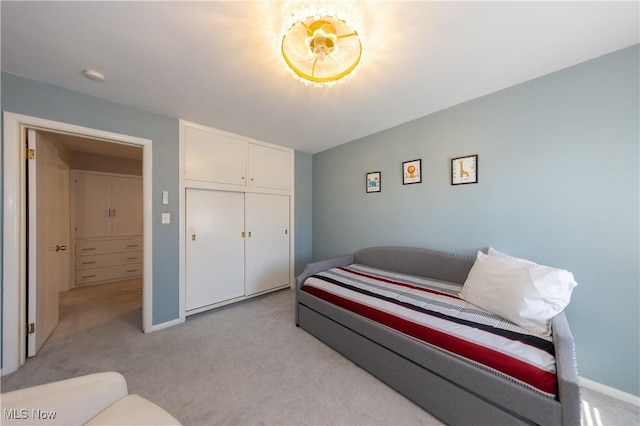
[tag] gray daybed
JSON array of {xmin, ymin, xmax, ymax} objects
[{"xmin": 295, "ymin": 246, "xmax": 580, "ymax": 426}]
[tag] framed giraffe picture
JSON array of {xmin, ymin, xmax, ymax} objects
[{"xmin": 451, "ymin": 155, "xmax": 478, "ymax": 185}]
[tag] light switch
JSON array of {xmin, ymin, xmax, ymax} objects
[
  {"xmin": 161, "ymin": 213, "xmax": 171, "ymax": 224},
  {"xmin": 162, "ymin": 191, "xmax": 169, "ymax": 205}
]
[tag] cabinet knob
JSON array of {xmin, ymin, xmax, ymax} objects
[
  {"xmin": 248, "ymin": 231, "xmax": 252, "ymax": 238},
  {"xmin": 241, "ymin": 176, "xmax": 245, "ymax": 180},
  {"xmin": 284, "ymin": 229, "xmax": 288, "ymax": 235},
  {"xmin": 191, "ymin": 234, "xmax": 196, "ymax": 241}
]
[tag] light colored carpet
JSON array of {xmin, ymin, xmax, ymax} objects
[{"xmin": 2, "ymin": 282, "xmax": 638, "ymax": 426}]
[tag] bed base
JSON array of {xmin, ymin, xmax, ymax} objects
[{"xmin": 296, "ymin": 247, "xmax": 580, "ymax": 426}]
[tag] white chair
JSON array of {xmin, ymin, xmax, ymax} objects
[{"xmin": 1, "ymin": 372, "xmax": 181, "ymax": 425}]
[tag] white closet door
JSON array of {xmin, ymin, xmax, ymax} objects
[
  {"xmin": 245, "ymin": 193, "xmax": 290, "ymax": 296},
  {"xmin": 186, "ymin": 189, "xmax": 245, "ymax": 311},
  {"xmin": 185, "ymin": 126, "xmax": 248, "ymax": 185},
  {"xmin": 111, "ymin": 176, "xmax": 143, "ymax": 236},
  {"xmin": 75, "ymin": 173, "xmax": 112, "ymax": 238}
]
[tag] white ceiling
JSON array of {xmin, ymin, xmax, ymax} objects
[
  {"xmin": 2, "ymin": 1, "xmax": 638, "ymax": 154},
  {"xmin": 43, "ymin": 131, "xmax": 143, "ymax": 161}
]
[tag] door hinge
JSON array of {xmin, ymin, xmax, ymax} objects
[
  {"xmin": 27, "ymin": 323, "xmax": 35, "ymax": 334},
  {"xmin": 25, "ymin": 148, "xmax": 35, "ymax": 160}
]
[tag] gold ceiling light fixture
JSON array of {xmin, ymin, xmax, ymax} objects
[{"xmin": 281, "ymin": 4, "xmax": 364, "ymax": 87}]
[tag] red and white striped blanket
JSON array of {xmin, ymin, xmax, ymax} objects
[{"xmin": 302, "ymin": 264, "xmax": 558, "ymax": 398}]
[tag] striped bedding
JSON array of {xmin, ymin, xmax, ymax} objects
[{"xmin": 302, "ymin": 264, "xmax": 558, "ymax": 398}]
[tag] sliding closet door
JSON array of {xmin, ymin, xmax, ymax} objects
[
  {"xmin": 186, "ymin": 189, "xmax": 245, "ymax": 311},
  {"xmin": 245, "ymin": 193, "xmax": 290, "ymax": 296}
]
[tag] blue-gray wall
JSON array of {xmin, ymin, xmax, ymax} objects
[
  {"xmin": 312, "ymin": 45, "xmax": 639, "ymax": 395},
  {"xmin": 1, "ymin": 72, "xmax": 180, "ymax": 326},
  {"xmin": 0, "ymin": 72, "xmax": 314, "ymax": 334},
  {"xmin": 294, "ymin": 151, "xmax": 313, "ymax": 275}
]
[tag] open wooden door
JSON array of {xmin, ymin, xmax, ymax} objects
[
  {"xmin": 56, "ymin": 158, "xmax": 71, "ymax": 292},
  {"xmin": 27, "ymin": 129, "xmax": 60, "ymax": 356}
]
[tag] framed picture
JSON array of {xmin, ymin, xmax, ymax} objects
[
  {"xmin": 366, "ymin": 171, "xmax": 381, "ymax": 193},
  {"xmin": 451, "ymin": 155, "xmax": 478, "ymax": 185},
  {"xmin": 402, "ymin": 159, "xmax": 422, "ymax": 185}
]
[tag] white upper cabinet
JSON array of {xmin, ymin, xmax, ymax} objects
[
  {"xmin": 111, "ymin": 176, "xmax": 143, "ymax": 236},
  {"xmin": 184, "ymin": 124, "xmax": 292, "ymax": 191},
  {"xmin": 185, "ymin": 126, "xmax": 248, "ymax": 185},
  {"xmin": 75, "ymin": 172, "xmax": 143, "ymax": 239},
  {"xmin": 75, "ymin": 173, "xmax": 112, "ymax": 238},
  {"xmin": 248, "ymin": 144, "xmax": 292, "ymax": 190}
]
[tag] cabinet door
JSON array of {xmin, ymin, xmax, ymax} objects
[
  {"xmin": 245, "ymin": 193, "xmax": 290, "ymax": 296},
  {"xmin": 186, "ymin": 189, "xmax": 245, "ymax": 311},
  {"xmin": 248, "ymin": 144, "xmax": 292, "ymax": 190},
  {"xmin": 111, "ymin": 176, "xmax": 143, "ymax": 236},
  {"xmin": 75, "ymin": 173, "xmax": 112, "ymax": 238},
  {"xmin": 185, "ymin": 126, "xmax": 248, "ymax": 185}
]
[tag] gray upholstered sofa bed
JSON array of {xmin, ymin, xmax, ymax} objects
[{"xmin": 295, "ymin": 246, "xmax": 580, "ymax": 425}]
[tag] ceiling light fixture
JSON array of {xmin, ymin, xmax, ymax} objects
[
  {"xmin": 82, "ymin": 69, "xmax": 106, "ymax": 82},
  {"xmin": 281, "ymin": 4, "xmax": 364, "ymax": 87}
]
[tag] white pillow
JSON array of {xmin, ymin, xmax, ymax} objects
[
  {"xmin": 487, "ymin": 247, "xmax": 537, "ymax": 265},
  {"xmin": 460, "ymin": 250, "xmax": 577, "ymax": 335}
]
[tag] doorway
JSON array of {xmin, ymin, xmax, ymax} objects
[
  {"xmin": 27, "ymin": 129, "xmax": 144, "ymax": 356},
  {"xmin": 3, "ymin": 112, "xmax": 153, "ymax": 375}
]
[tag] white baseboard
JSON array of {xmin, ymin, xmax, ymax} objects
[{"xmin": 580, "ymin": 376, "xmax": 640, "ymax": 406}]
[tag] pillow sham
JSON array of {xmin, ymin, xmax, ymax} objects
[
  {"xmin": 460, "ymin": 250, "xmax": 577, "ymax": 335},
  {"xmin": 487, "ymin": 247, "xmax": 537, "ymax": 265}
]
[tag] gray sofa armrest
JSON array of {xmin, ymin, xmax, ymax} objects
[
  {"xmin": 295, "ymin": 255, "xmax": 354, "ymax": 289},
  {"xmin": 552, "ymin": 312, "xmax": 581, "ymax": 426},
  {"xmin": 295, "ymin": 254, "xmax": 354, "ymax": 325}
]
